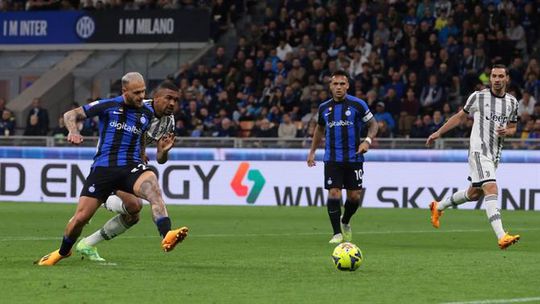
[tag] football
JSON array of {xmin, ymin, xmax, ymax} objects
[{"xmin": 332, "ymin": 242, "xmax": 363, "ymax": 271}]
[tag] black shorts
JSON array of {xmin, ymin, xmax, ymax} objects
[
  {"xmin": 324, "ymin": 162, "xmax": 364, "ymax": 190},
  {"xmin": 80, "ymin": 163, "xmax": 156, "ymax": 201}
]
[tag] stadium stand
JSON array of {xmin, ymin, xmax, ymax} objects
[{"xmin": 1, "ymin": 0, "xmax": 539, "ymax": 144}]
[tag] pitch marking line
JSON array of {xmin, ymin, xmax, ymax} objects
[
  {"xmin": 441, "ymin": 296, "xmax": 540, "ymax": 304},
  {"xmin": 1, "ymin": 228, "xmax": 539, "ymax": 242}
]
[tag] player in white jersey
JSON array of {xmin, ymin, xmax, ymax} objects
[
  {"xmin": 76, "ymin": 82, "xmax": 180, "ymax": 261},
  {"xmin": 426, "ymin": 65, "xmax": 520, "ymax": 250}
]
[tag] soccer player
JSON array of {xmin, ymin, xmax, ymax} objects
[
  {"xmin": 37, "ymin": 73, "xmax": 188, "ymax": 266},
  {"xmin": 307, "ymin": 70, "xmax": 378, "ymax": 244},
  {"xmin": 75, "ymin": 82, "xmax": 179, "ymax": 262},
  {"xmin": 426, "ymin": 64, "xmax": 520, "ymax": 250}
]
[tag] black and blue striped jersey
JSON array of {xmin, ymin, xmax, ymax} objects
[
  {"xmin": 318, "ymin": 94, "xmax": 374, "ymax": 163},
  {"xmin": 82, "ymin": 96, "xmax": 154, "ymax": 168}
]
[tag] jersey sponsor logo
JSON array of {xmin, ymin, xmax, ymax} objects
[
  {"xmin": 328, "ymin": 120, "xmax": 353, "ymax": 128},
  {"xmin": 485, "ymin": 113, "xmax": 508, "ymax": 124},
  {"xmin": 109, "ymin": 120, "xmax": 142, "ymax": 135}
]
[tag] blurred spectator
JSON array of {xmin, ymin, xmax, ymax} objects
[
  {"xmin": 24, "ymin": 98, "xmax": 49, "ymax": 136},
  {"xmin": 214, "ymin": 118, "xmax": 237, "ymax": 137},
  {"xmin": 252, "ymin": 118, "xmax": 276, "ymax": 137},
  {"xmin": 428, "ymin": 110, "xmax": 445, "ymax": 134},
  {"xmin": 399, "ymin": 88, "xmax": 420, "ymax": 136},
  {"xmin": 0, "ymin": 109, "xmax": 16, "ymax": 136},
  {"xmin": 420, "ymin": 75, "xmax": 444, "ymax": 113},
  {"xmin": 373, "ymin": 102, "xmax": 395, "ymax": 134},
  {"xmin": 51, "ymin": 116, "xmax": 68, "ymax": 138},
  {"xmin": 277, "ymin": 113, "xmax": 297, "ymax": 139},
  {"xmin": 518, "ymin": 92, "xmax": 536, "ymax": 116},
  {"xmin": 0, "ymin": 97, "xmax": 7, "ymax": 112}
]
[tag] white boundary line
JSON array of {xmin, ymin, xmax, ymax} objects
[
  {"xmin": 1, "ymin": 227, "xmax": 539, "ymax": 242},
  {"xmin": 441, "ymin": 297, "xmax": 540, "ymax": 304}
]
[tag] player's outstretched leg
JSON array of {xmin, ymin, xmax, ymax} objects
[
  {"xmin": 36, "ymin": 197, "xmax": 101, "ymax": 266},
  {"xmin": 133, "ymin": 171, "xmax": 189, "ymax": 251},
  {"xmin": 429, "ymin": 201, "xmax": 443, "ymax": 229},
  {"xmin": 77, "ymin": 192, "xmax": 142, "ymax": 261},
  {"xmin": 430, "ymin": 189, "xmax": 476, "ymax": 228},
  {"xmin": 482, "ymin": 183, "xmax": 520, "ymax": 249},
  {"xmin": 498, "ymin": 233, "xmax": 520, "ymax": 249}
]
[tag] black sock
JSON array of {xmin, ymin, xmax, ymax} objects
[
  {"xmin": 327, "ymin": 198, "xmax": 342, "ymax": 235},
  {"xmin": 59, "ymin": 236, "xmax": 76, "ymax": 256},
  {"xmin": 342, "ymin": 199, "xmax": 360, "ymax": 224},
  {"xmin": 156, "ymin": 217, "xmax": 171, "ymax": 238}
]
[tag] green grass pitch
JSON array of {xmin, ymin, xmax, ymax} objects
[{"xmin": 0, "ymin": 202, "xmax": 539, "ymax": 304}]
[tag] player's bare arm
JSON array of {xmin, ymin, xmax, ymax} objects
[
  {"xmin": 426, "ymin": 110, "xmax": 468, "ymax": 147},
  {"xmin": 497, "ymin": 122, "xmax": 517, "ymax": 137},
  {"xmin": 157, "ymin": 132, "xmax": 175, "ymax": 164},
  {"xmin": 63, "ymin": 107, "xmax": 87, "ymax": 145},
  {"xmin": 133, "ymin": 171, "xmax": 169, "ymax": 221},
  {"xmin": 307, "ymin": 124, "xmax": 325, "ymax": 167},
  {"xmin": 357, "ymin": 117, "xmax": 378, "ymax": 154}
]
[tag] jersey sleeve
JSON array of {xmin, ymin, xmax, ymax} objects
[
  {"xmin": 509, "ymin": 100, "xmax": 518, "ymax": 123},
  {"xmin": 82, "ymin": 100, "xmax": 115, "ymax": 117},
  {"xmin": 463, "ymin": 91, "xmax": 478, "ymax": 114},
  {"xmin": 317, "ymin": 105, "xmax": 326, "ymax": 126},
  {"xmin": 359, "ymin": 101, "xmax": 374, "ymax": 122},
  {"xmin": 168, "ymin": 115, "xmax": 175, "ymax": 133}
]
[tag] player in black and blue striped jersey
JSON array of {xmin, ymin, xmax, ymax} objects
[
  {"xmin": 307, "ymin": 70, "xmax": 378, "ymax": 244},
  {"xmin": 37, "ymin": 74, "xmax": 188, "ymax": 266},
  {"xmin": 75, "ymin": 82, "xmax": 180, "ymax": 262}
]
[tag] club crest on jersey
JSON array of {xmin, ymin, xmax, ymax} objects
[
  {"xmin": 140, "ymin": 116, "xmax": 147, "ymax": 124},
  {"xmin": 345, "ymin": 108, "xmax": 351, "ymax": 116}
]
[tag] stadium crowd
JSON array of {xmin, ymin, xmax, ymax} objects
[{"xmin": 1, "ymin": 0, "xmax": 539, "ymax": 145}]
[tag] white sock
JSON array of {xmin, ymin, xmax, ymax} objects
[
  {"xmin": 103, "ymin": 195, "xmax": 128, "ymax": 214},
  {"xmin": 438, "ymin": 189, "xmax": 470, "ymax": 210},
  {"xmin": 83, "ymin": 215, "xmax": 130, "ymax": 246},
  {"xmin": 484, "ymin": 194, "xmax": 505, "ymax": 239}
]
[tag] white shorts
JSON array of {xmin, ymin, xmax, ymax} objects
[{"xmin": 468, "ymin": 151, "xmax": 497, "ymax": 187}]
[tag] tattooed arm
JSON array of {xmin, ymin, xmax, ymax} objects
[{"xmin": 63, "ymin": 107, "xmax": 87, "ymax": 145}]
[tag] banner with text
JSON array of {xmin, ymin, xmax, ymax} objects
[
  {"xmin": 0, "ymin": 10, "xmax": 209, "ymax": 44},
  {"xmin": 1, "ymin": 160, "xmax": 538, "ymax": 210}
]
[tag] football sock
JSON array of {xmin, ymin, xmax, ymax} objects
[
  {"xmin": 327, "ymin": 198, "xmax": 342, "ymax": 235},
  {"xmin": 156, "ymin": 217, "xmax": 172, "ymax": 238},
  {"xmin": 341, "ymin": 199, "xmax": 360, "ymax": 224},
  {"xmin": 84, "ymin": 215, "xmax": 131, "ymax": 246},
  {"xmin": 484, "ymin": 194, "xmax": 505, "ymax": 239},
  {"xmin": 59, "ymin": 236, "xmax": 76, "ymax": 256},
  {"xmin": 103, "ymin": 195, "xmax": 128, "ymax": 214},
  {"xmin": 438, "ymin": 189, "xmax": 470, "ymax": 210}
]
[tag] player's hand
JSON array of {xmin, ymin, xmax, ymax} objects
[
  {"xmin": 307, "ymin": 152, "xmax": 316, "ymax": 167},
  {"xmin": 357, "ymin": 142, "xmax": 370, "ymax": 154},
  {"xmin": 158, "ymin": 132, "xmax": 175, "ymax": 152},
  {"xmin": 426, "ymin": 131, "xmax": 440, "ymax": 147},
  {"xmin": 67, "ymin": 132, "xmax": 83, "ymax": 145},
  {"xmin": 496, "ymin": 127, "xmax": 511, "ymax": 137}
]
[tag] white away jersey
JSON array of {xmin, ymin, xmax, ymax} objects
[
  {"xmin": 143, "ymin": 99, "xmax": 175, "ymax": 145},
  {"xmin": 463, "ymin": 89, "xmax": 518, "ymax": 163}
]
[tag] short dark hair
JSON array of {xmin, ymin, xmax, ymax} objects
[
  {"xmin": 156, "ymin": 81, "xmax": 179, "ymax": 93},
  {"xmin": 491, "ymin": 64, "xmax": 508, "ymax": 75},
  {"xmin": 331, "ymin": 70, "xmax": 350, "ymax": 79}
]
